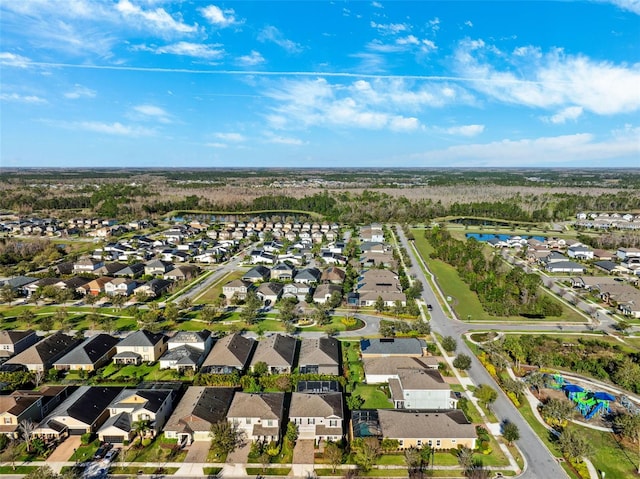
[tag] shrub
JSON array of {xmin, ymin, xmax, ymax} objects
[
  {"xmin": 141, "ymin": 438, "xmax": 152, "ymax": 447},
  {"xmin": 80, "ymin": 433, "xmax": 94, "ymax": 445}
]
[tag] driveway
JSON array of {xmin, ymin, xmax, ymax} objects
[
  {"xmin": 47, "ymin": 435, "xmax": 82, "ymax": 462},
  {"xmin": 226, "ymin": 440, "xmax": 251, "ymax": 464},
  {"xmin": 291, "ymin": 439, "xmax": 315, "ymax": 464},
  {"xmin": 184, "ymin": 440, "xmax": 211, "ymax": 463}
]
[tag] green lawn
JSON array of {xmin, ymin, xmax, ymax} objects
[
  {"xmin": 98, "ymin": 362, "xmax": 182, "ymax": 383},
  {"xmin": 122, "ymin": 436, "xmax": 187, "ymax": 463},
  {"xmin": 352, "ymin": 384, "xmax": 393, "ymax": 409},
  {"xmin": 245, "ymin": 467, "xmax": 292, "ymax": 475},
  {"xmin": 70, "ymin": 440, "xmax": 100, "ymax": 461},
  {"xmin": 194, "ymin": 270, "xmax": 245, "ymax": 304}
]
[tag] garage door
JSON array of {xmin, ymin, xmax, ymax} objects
[
  {"xmin": 103, "ymin": 435, "xmax": 125, "ymax": 444},
  {"xmin": 69, "ymin": 428, "xmax": 87, "ymax": 436}
]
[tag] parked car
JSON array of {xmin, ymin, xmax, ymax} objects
[
  {"xmin": 104, "ymin": 448, "xmax": 119, "ymax": 462},
  {"xmin": 93, "ymin": 443, "xmax": 112, "ymax": 459},
  {"xmin": 427, "ymin": 304, "xmax": 433, "ymax": 311}
]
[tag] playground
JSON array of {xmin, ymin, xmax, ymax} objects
[{"xmin": 532, "ymin": 373, "xmax": 637, "ymax": 429}]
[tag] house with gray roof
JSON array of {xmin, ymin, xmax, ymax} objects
[
  {"xmin": 250, "ymin": 334, "xmax": 298, "ymax": 374},
  {"xmin": 114, "ymin": 262, "xmax": 145, "ymax": 278},
  {"xmin": 298, "ymin": 337, "xmax": 340, "ymax": 375},
  {"xmin": 53, "ymin": 333, "xmax": 119, "ymax": 372},
  {"xmin": 222, "ymin": 279, "xmax": 253, "ymax": 301},
  {"xmin": 256, "ymin": 282, "xmax": 284, "ymax": 304},
  {"xmin": 294, "ymin": 267, "xmax": 321, "ymax": 284},
  {"xmin": 271, "ymin": 262, "xmax": 296, "ymax": 281},
  {"xmin": 360, "ymin": 338, "xmax": 426, "ymax": 358},
  {"xmin": 289, "ymin": 392, "xmax": 344, "ymax": 444},
  {"xmin": 0, "ymin": 330, "xmax": 39, "ymax": 361},
  {"xmin": 389, "ymin": 368, "xmax": 456, "ymax": 410},
  {"xmin": 164, "ymin": 386, "xmax": 236, "ymax": 445},
  {"xmin": 227, "ymin": 392, "xmax": 285, "ymax": 443},
  {"xmin": 201, "ymin": 333, "xmax": 255, "ymax": 374},
  {"xmin": 242, "ymin": 265, "xmax": 271, "ymax": 283},
  {"xmin": 363, "ymin": 357, "xmax": 439, "ymax": 384},
  {"xmin": 113, "ymin": 330, "xmax": 167, "ymax": 365}
]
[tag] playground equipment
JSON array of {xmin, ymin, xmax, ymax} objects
[
  {"xmin": 542, "ymin": 374, "xmax": 615, "ymax": 420},
  {"xmin": 620, "ymin": 395, "xmax": 640, "ymax": 415}
]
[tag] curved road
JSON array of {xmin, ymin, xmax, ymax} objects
[{"xmin": 395, "ymin": 226, "xmax": 568, "ymax": 479}]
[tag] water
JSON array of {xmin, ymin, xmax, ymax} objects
[{"xmin": 465, "ymin": 233, "xmax": 546, "ymax": 242}]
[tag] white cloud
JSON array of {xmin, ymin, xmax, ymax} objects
[
  {"xmin": 602, "ymin": 0, "xmax": 640, "ymax": 14},
  {"xmin": 544, "ymin": 106, "xmax": 584, "ymax": 124},
  {"xmin": 371, "ymin": 1, "xmax": 383, "ymax": 8},
  {"xmin": 266, "ymin": 134, "xmax": 304, "ymax": 145},
  {"xmin": 454, "ymin": 38, "xmax": 640, "ymax": 115},
  {"xmin": 389, "ymin": 116, "xmax": 420, "ymax": 131},
  {"xmin": 200, "ymin": 5, "xmax": 241, "ymax": 27},
  {"xmin": 214, "ymin": 132, "xmax": 246, "ymax": 142},
  {"xmin": 64, "ymin": 84, "xmax": 96, "ymax": 99},
  {"xmin": 0, "ymin": 52, "xmax": 31, "ymax": 68},
  {"xmin": 52, "ymin": 120, "xmax": 155, "ymax": 136},
  {"xmin": 444, "ymin": 124, "xmax": 485, "ymax": 136},
  {"xmin": 0, "ymin": 93, "xmax": 47, "ymax": 104},
  {"xmin": 258, "ymin": 26, "xmax": 302, "ymax": 53},
  {"xmin": 139, "ymin": 41, "xmax": 224, "ymax": 59},
  {"xmin": 205, "ymin": 142, "xmax": 228, "ymax": 148},
  {"xmin": 414, "ymin": 129, "xmax": 640, "ymax": 166},
  {"xmin": 236, "ymin": 50, "xmax": 265, "ymax": 66},
  {"xmin": 370, "ymin": 21, "xmax": 409, "ymax": 35},
  {"xmin": 465, "ymin": 20, "xmax": 473, "ymax": 28},
  {"xmin": 427, "ymin": 17, "xmax": 440, "ymax": 32},
  {"xmin": 116, "ymin": 0, "xmax": 198, "ymax": 35},
  {"xmin": 132, "ymin": 104, "xmax": 172, "ymax": 123}
]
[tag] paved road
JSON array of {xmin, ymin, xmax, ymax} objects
[{"xmin": 395, "ymin": 226, "xmax": 569, "ymax": 479}]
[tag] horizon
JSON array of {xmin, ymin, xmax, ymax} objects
[{"xmin": 1, "ymin": 1, "xmax": 639, "ymax": 168}]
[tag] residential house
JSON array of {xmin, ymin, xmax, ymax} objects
[
  {"xmin": 73, "ymin": 257, "xmax": 104, "ymax": 273},
  {"xmin": 133, "ymin": 278, "xmax": 172, "ymax": 298},
  {"xmin": 0, "ymin": 330, "xmax": 39, "ymax": 362},
  {"xmin": 289, "ymin": 392, "xmax": 344, "ymax": 444},
  {"xmin": 1, "ymin": 276, "xmax": 38, "ymax": 296},
  {"xmin": 617, "ymin": 248, "xmax": 640, "ymax": 261},
  {"xmin": 256, "ymin": 282, "xmax": 284, "ymax": 304},
  {"xmin": 113, "ymin": 330, "xmax": 168, "ymax": 365},
  {"xmin": 34, "ymin": 386, "xmax": 123, "ymax": 439},
  {"xmin": 95, "ymin": 262, "xmax": 128, "ymax": 276},
  {"xmin": 321, "ymin": 252, "xmax": 347, "ymax": 266},
  {"xmin": 97, "ymin": 388, "xmax": 174, "ymax": 443},
  {"xmin": 4, "ymin": 332, "xmax": 81, "ymax": 372},
  {"xmin": 159, "ymin": 330, "xmax": 213, "ymax": 372},
  {"xmin": 360, "ymin": 338, "xmax": 427, "ymax": 358},
  {"xmin": 222, "ymin": 279, "xmax": 253, "ymax": 301},
  {"xmin": 389, "ymin": 368, "xmax": 456, "ymax": 410},
  {"xmin": 357, "ymin": 269, "xmax": 406, "ymax": 307},
  {"xmin": 320, "ymin": 267, "xmax": 346, "ymax": 285},
  {"xmin": 250, "ymin": 334, "xmax": 298, "ymax": 374},
  {"xmin": 164, "ymin": 386, "xmax": 236, "ymax": 445},
  {"xmin": 271, "ymin": 262, "xmax": 296, "ymax": 281},
  {"xmin": 545, "ymin": 260, "xmax": 587, "ymax": 274},
  {"xmin": 250, "ymin": 250, "xmax": 276, "ymax": 265},
  {"xmin": 363, "ymin": 357, "xmax": 440, "ymax": 384},
  {"xmin": 201, "ymin": 333, "xmax": 255, "ymax": 374},
  {"xmin": 56, "ymin": 277, "xmax": 90, "ymax": 293},
  {"xmin": 25, "ymin": 277, "xmax": 60, "ymax": 297},
  {"xmin": 80, "ymin": 277, "xmax": 114, "ymax": 296},
  {"xmin": 282, "ymin": 283, "xmax": 313, "ymax": 302},
  {"xmin": 242, "ymin": 266, "xmax": 271, "ymax": 283},
  {"xmin": 298, "ymin": 337, "xmax": 340, "ymax": 375},
  {"xmin": 359, "ymin": 224, "xmax": 384, "ymax": 242},
  {"xmin": 0, "ymin": 386, "xmax": 72, "ymax": 438},
  {"xmin": 113, "ymin": 263, "xmax": 145, "ymax": 278},
  {"xmin": 53, "ymin": 333, "xmax": 119, "ymax": 372},
  {"xmin": 294, "ymin": 268, "xmax": 321, "ymax": 284},
  {"xmin": 594, "ymin": 261, "xmax": 629, "ymax": 275},
  {"xmin": 104, "ymin": 278, "xmax": 138, "ymax": 296},
  {"xmin": 144, "ymin": 260, "xmax": 173, "ymax": 276},
  {"xmin": 313, "ymin": 283, "xmax": 342, "ymax": 304},
  {"xmin": 371, "ymin": 409, "xmax": 476, "ymax": 450},
  {"xmin": 567, "ymin": 245, "xmax": 594, "ymax": 260},
  {"xmin": 227, "ymin": 392, "xmax": 285, "ymax": 443},
  {"xmin": 164, "ymin": 265, "xmax": 200, "ymax": 282}
]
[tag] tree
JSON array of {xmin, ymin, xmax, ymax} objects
[
  {"xmin": 324, "ymin": 441, "xmax": 343, "ymax": 473},
  {"xmin": 38, "ymin": 315, "xmax": 54, "ymax": 333},
  {"xmin": 617, "ymin": 320, "xmax": 632, "ymax": 335},
  {"xmin": 374, "ymin": 296, "xmax": 386, "ymax": 313},
  {"xmin": 502, "ymin": 421, "xmax": 520, "ymax": 446},
  {"xmin": 209, "ymin": 421, "xmax": 244, "ymax": 457},
  {"xmin": 474, "ymin": 384, "xmax": 498, "ymax": 410},
  {"xmin": 200, "ymin": 304, "xmax": 218, "ymax": 324},
  {"xmin": 110, "ymin": 294, "xmax": 126, "ymax": 310},
  {"xmin": 19, "ymin": 419, "xmax": 35, "ymax": 452},
  {"xmin": 453, "ymin": 354, "xmax": 472, "ymax": 371},
  {"xmin": 613, "ymin": 412, "xmax": 640, "ymax": 473},
  {"xmin": 353, "ymin": 437, "xmax": 380, "ymax": 471},
  {"xmin": 558, "ymin": 427, "xmax": 593, "ymax": 461},
  {"xmin": 285, "ymin": 421, "xmax": 298, "ymax": 447},
  {"xmin": 441, "ymin": 336, "xmax": 457, "ymax": 353},
  {"xmin": 404, "ymin": 447, "xmax": 421, "ymax": 475},
  {"xmin": 32, "ymin": 370, "xmax": 45, "ymax": 388},
  {"xmin": 132, "ymin": 419, "xmax": 151, "ymax": 443},
  {"xmin": 19, "ymin": 309, "xmax": 36, "ymax": 328},
  {"xmin": 456, "ymin": 446, "xmax": 474, "ymax": 471},
  {"xmin": 177, "ymin": 297, "xmax": 193, "ymax": 312},
  {"xmin": 527, "ymin": 371, "xmax": 546, "ymax": 393},
  {"xmin": 252, "ymin": 361, "xmax": 269, "ymax": 377},
  {"xmin": 240, "ymin": 291, "xmax": 262, "ymax": 324},
  {"xmin": 312, "ymin": 303, "xmax": 331, "ymax": 325},
  {"xmin": 540, "ymin": 398, "xmax": 575, "ymax": 427},
  {"xmin": 346, "ymin": 394, "xmax": 364, "ymax": 410},
  {"xmin": 0, "ymin": 284, "xmax": 17, "ymax": 303},
  {"xmin": 2, "ymin": 441, "xmax": 21, "ymax": 470},
  {"xmin": 328, "ymin": 290, "xmax": 342, "ymax": 309}
]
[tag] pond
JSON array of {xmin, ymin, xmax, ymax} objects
[{"xmin": 465, "ymin": 233, "xmax": 546, "ymax": 242}]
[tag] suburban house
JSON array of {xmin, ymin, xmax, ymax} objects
[
  {"xmin": 320, "ymin": 267, "xmax": 346, "ymax": 285},
  {"xmin": 294, "ymin": 267, "xmax": 321, "ymax": 284},
  {"xmin": 360, "ymin": 338, "xmax": 427, "ymax": 358},
  {"xmin": 256, "ymin": 282, "xmax": 284, "ymax": 304},
  {"xmin": 164, "ymin": 386, "xmax": 236, "ymax": 446},
  {"xmin": 363, "ymin": 357, "xmax": 440, "ymax": 384},
  {"xmin": 313, "ymin": 284, "xmax": 342, "ymax": 305},
  {"xmin": 34, "ymin": 386, "xmax": 123, "ymax": 439},
  {"xmin": 201, "ymin": 333, "xmax": 255, "ymax": 374},
  {"xmin": 359, "ymin": 224, "xmax": 385, "ymax": 243},
  {"xmin": 250, "ymin": 334, "xmax": 298, "ymax": 374},
  {"xmin": 97, "ymin": 388, "xmax": 174, "ymax": 443},
  {"xmin": 594, "ymin": 261, "xmax": 629, "ymax": 275},
  {"xmin": 144, "ymin": 260, "xmax": 173, "ymax": 276},
  {"xmin": 113, "ymin": 330, "xmax": 168, "ymax": 365},
  {"xmin": 222, "ymin": 279, "xmax": 253, "ymax": 301},
  {"xmin": 357, "ymin": 269, "xmax": 406, "ymax": 307},
  {"xmin": 0, "ymin": 330, "xmax": 39, "ymax": 362},
  {"xmin": 271, "ymin": 262, "xmax": 296, "ymax": 281},
  {"xmin": 298, "ymin": 337, "xmax": 340, "ymax": 375},
  {"xmin": 282, "ymin": 283, "xmax": 313, "ymax": 302},
  {"xmin": 594, "ymin": 283, "xmax": 640, "ymax": 318},
  {"xmin": 164, "ymin": 265, "xmax": 200, "ymax": 282},
  {"xmin": 133, "ymin": 278, "xmax": 172, "ymax": 298},
  {"xmin": 372, "ymin": 409, "xmax": 477, "ymax": 450},
  {"xmin": 73, "ymin": 257, "xmax": 104, "ymax": 273},
  {"xmin": 567, "ymin": 245, "xmax": 594, "ymax": 260},
  {"xmin": 617, "ymin": 247, "xmax": 640, "ymax": 261},
  {"xmin": 289, "ymin": 392, "xmax": 344, "ymax": 444},
  {"xmin": 389, "ymin": 368, "xmax": 457, "ymax": 410},
  {"xmin": 227, "ymin": 392, "xmax": 285, "ymax": 443},
  {"xmin": 159, "ymin": 330, "xmax": 213, "ymax": 372},
  {"xmin": 95, "ymin": 262, "xmax": 128, "ymax": 276},
  {"xmin": 114, "ymin": 263, "xmax": 145, "ymax": 278},
  {"xmin": 104, "ymin": 278, "xmax": 138, "ymax": 296},
  {"xmin": 53, "ymin": 333, "xmax": 119, "ymax": 372},
  {"xmin": 249, "ymin": 250, "xmax": 276, "ymax": 265},
  {"xmin": 4, "ymin": 332, "xmax": 82, "ymax": 372},
  {"xmin": 81, "ymin": 277, "xmax": 114, "ymax": 296},
  {"xmin": 0, "ymin": 386, "xmax": 73, "ymax": 438},
  {"xmin": 242, "ymin": 265, "xmax": 271, "ymax": 283}
]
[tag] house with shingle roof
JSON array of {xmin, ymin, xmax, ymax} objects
[
  {"xmin": 222, "ymin": 279, "xmax": 253, "ymax": 301},
  {"xmin": 360, "ymin": 338, "xmax": 426, "ymax": 358},
  {"xmin": 114, "ymin": 262, "xmax": 145, "ymax": 278},
  {"xmin": 320, "ymin": 267, "xmax": 346, "ymax": 285},
  {"xmin": 0, "ymin": 330, "xmax": 39, "ymax": 361},
  {"xmin": 164, "ymin": 386, "xmax": 236, "ymax": 445},
  {"xmin": 4, "ymin": 332, "xmax": 81, "ymax": 372},
  {"xmin": 289, "ymin": 392, "xmax": 344, "ymax": 444},
  {"xmin": 201, "ymin": 333, "xmax": 255, "ymax": 374},
  {"xmin": 242, "ymin": 265, "xmax": 271, "ymax": 283},
  {"xmin": 33, "ymin": 386, "xmax": 123, "ymax": 439},
  {"xmin": 363, "ymin": 357, "xmax": 439, "ymax": 384},
  {"xmin": 298, "ymin": 337, "xmax": 340, "ymax": 375},
  {"xmin": 159, "ymin": 330, "xmax": 212, "ymax": 372},
  {"xmin": 256, "ymin": 282, "xmax": 284, "ymax": 304},
  {"xmin": 227, "ymin": 392, "xmax": 285, "ymax": 442},
  {"xmin": 97, "ymin": 388, "xmax": 174, "ymax": 443},
  {"xmin": 113, "ymin": 330, "xmax": 167, "ymax": 365},
  {"xmin": 389, "ymin": 368, "xmax": 456, "ymax": 410},
  {"xmin": 250, "ymin": 334, "xmax": 298, "ymax": 374},
  {"xmin": 294, "ymin": 267, "xmax": 321, "ymax": 284},
  {"xmin": 54, "ymin": 333, "xmax": 119, "ymax": 372},
  {"xmin": 0, "ymin": 386, "xmax": 72, "ymax": 438}
]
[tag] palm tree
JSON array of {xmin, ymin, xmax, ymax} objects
[{"xmin": 132, "ymin": 419, "xmax": 151, "ymax": 444}]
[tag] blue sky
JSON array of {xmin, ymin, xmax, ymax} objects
[{"xmin": 1, "ymin": 0, "xmax": 639, "ymax": 168}]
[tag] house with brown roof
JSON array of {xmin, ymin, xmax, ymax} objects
[
  {"xmin": 298, "ymin": 337, "xmax": 340, "ymax": 375},
  {"xmin": 227, "ymin": 392, "xmax": 285, "ymax": 442},
  {"xmin": 320, "ymin": 267, "xmax": 346, "ymax": 284},
  {"xmin": 222, "ymin": 279, "xmax": 253, "ymax": 301},
  {"xmin": 80, "ymin": 277, "xmax": 114, "ymax": 296},
  {"xmin": 0, "ymin": 386, "xmax": 72, "ymax": 438},
  {"xmin": 363, "ymin": 356, "xmax": 439, "ymax": 384},
  {"xmin": 164, "ymin": 265, "xmax": 200, "ymax": 282},
  {"xmin": 4, "ymin": 332, "xmax": 81, "ymax": 372},
  {"xmin": 313, "ymin": 283, "xmax": 342, "ymax": 304},
  {"xmin": 201, "ymin": 333, "xmax": 255, "ymax": 374},
  {"xmin": 389, "ymin": 368, "xmax": 456, "ymax": 410},
  {"xmin": 250, "ymin": 334, "xmax": 297, "ymax": 374},
  {"xmin": 164, "ymin": 386, "xmax": 236, "ymax": 445},
  {"xmin": 0, "ymin": 330, "xmax": 39, "ymax": 361},
  {"xmin": 256, "ymin": 282, "xmax": 284, "ymax": 304},
  {"xmin": 289, "ymin": 392, "xmax": 344, "ymax": 444}
]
